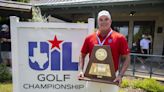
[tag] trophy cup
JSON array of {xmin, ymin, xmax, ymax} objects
[{"xmin": 81, "ymin": 45, "xmax": 117, "ymax": 85}]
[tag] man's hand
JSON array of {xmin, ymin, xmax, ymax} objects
[
  {"xmin": 77, "ymin": 71, "xmax": 84, "ymax": 80},
  {"xmin": 1, "ymin": 38, "xmax": 7, "ymax": 42},
  {"xmin": 113, "ymin": 75, "xmax": 122, "ymax": 86}
]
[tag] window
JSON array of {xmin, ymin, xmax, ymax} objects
[
  {"xmin": 132, "ymin": 21, "xmax": 155, "ymax": 53},
  {"xmin": 112, "ymin": 21, "xmax": 129, "ymax": 40}
]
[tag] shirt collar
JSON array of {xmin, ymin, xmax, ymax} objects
[{"xmin": 97, "ymin": 28, "xmax": 112, "ymax": 38}]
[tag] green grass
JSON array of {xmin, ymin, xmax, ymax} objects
[{"xmin": 0, "ymin": 83, "xmax": 12, "ymax": 92}]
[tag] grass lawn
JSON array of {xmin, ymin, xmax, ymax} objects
[{"xmin": 0, "ymin": 83, "xmax": 12, "ymax": 92}]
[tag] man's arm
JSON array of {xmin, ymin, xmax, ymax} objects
[
  {"xmin": 113, "ymin": 54, "xmax": 131, "ymax": 85},
  {"xmin": 78, "ymin": 53, "xmax": 87, "ymax": 79},
  {"xmin": 119, "ymin": 54, "xmax": 131, "ymax": 77},
  {"xmin": 7, "ymin": 39, "xmax": 11, "ymax": 42}
]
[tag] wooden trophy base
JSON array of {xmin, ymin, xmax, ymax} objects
[{"xmin": 79, "ymin": 77, "xmax": 118, "ymax": 85}]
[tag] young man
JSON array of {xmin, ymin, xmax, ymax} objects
[
  {"xmin": 0, "ymin": 24, "xmax": 12, "ymax": 67},
  {"xmin": 140, "ymin": 35, "xmax": 151, "ymax": 54},
  {"xmin": 78, "ymin": 10, "xmax": 130, "ymax": 92}
]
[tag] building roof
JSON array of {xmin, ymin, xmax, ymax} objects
[
  {"xmin": 0, "ymin": 0, "xmax": 32, "ymax": 12},
  {"xmin": 34, "ymin": 0, "xmax": 164, "ymax": 8}
]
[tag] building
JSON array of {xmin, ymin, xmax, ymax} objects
[
  {"xmin": 31, "ymin": 0, "xmax": 164, "ymax": 55},
  {"xmin": 0, "ymin": 0, "xmax": 32, "ymax": 24}
]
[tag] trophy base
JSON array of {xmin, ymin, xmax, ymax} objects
[{"xmin": 79, "ymin": 77, "xmax": 118, "ymax": 85}]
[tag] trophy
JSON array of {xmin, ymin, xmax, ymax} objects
[{"xmin": 81, "ymin": 45, "xmax": 117, "ymax": 85}]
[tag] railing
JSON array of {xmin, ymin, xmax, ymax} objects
[{"xmin": 126, "ymin": 53, "xmax": 164, "ymax": 79}]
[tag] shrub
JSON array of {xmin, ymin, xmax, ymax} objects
[
  {"xmin": 0, "ymin": 64, "xmax": 12, "ymax": 82},
  {"xmin": 121, "ymin": 79, "xmax": 130, "ymax": 88},
  {"xmin": 132, "ymin": 78, "xmax": 164, "ymax": 92}
]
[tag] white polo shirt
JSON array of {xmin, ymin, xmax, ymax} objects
[{"xmin": 140, "ymin": 38, "xmax": 150, "ymax": 49}]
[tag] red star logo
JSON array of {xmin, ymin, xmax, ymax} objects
[{"xmin": 48, "ymin": 35, "xmax": 63, "ymax": 49}]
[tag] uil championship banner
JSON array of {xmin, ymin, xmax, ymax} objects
[{"xmin": 10, "ymin": 16, "xmax": 94, "ymax": 92}]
